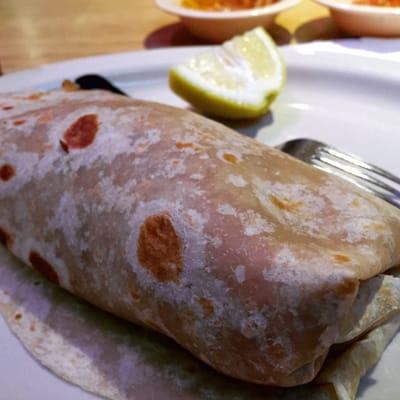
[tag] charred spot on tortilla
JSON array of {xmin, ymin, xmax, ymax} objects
[
  {"xmin": 2, "ymin": 105, "xmax": 13, "ymax": 110},
  {"xmin": 266, "ymin": 338, "xmax": 287, "ymax": 361},
  {"xmin": 333, "ymin": 254, "xmax": 351, "ymax": 264},
  {"xmin": 24, "ymin": 92, "xmax": 46, "ymax": 101},
  {"xmin": 60, "ymin": 114, "xmax": 99, "ymax": 152},
  {"xmin": 13, "ymin": 119, "xmax": 26, "ymax": 126},
  {"xmin": 14, "ymin": 313, "xmax": 22, "ymax": 321},
  {"xmin": 129, "ymin": 286, "xmax": 142, "ymax": 302},
  {"xmin": 0, "ymin": 163, "xmax": 16, "ymax": 181},
  {"xmin": 137, "ymin": 214, "xmax": 183, "ymax": 282},
  {"xmin": 28, "ymin": 251, "xmax": 59, "ymax": 284},
  {"xmin": 270, "ymin": 195, "xmax": 302, "ymax": 213},
  {"xmin": 176, "ymin": 142, "xmax": 202, "ymax": 152},
  {"xmin": 198, "ymin": 297, "xmax": 214, "ymax": 317},
  {"xmin": 334, "ymin": 276, "xmax": 358, "ymax": 297},
  {"xmin": 351, "ymin": 199, "xmax": 360, "ymax": 207},
  {"xmin": 59, "ymin": 139, "xmax": 69, "ymax": 153},
  {"xmin": 0, "ymin": 227, "xmax": 12, "ymax": 249},
  {"xmin": 176, "ymin": 142, "xmax": 194, "ymax": 149},
  {"xmin": 223, "ymin": 153, "xmax": 238, "ymax": 164}
]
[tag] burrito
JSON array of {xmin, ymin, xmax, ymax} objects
[{"xmin": 0, "ymin": 90, "xmax": 399, "ymax": 394}]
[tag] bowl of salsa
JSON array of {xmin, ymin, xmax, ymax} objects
[
  {"xmin": 155, "ymin": 0, "xmax": 301, "ymax": 42},
  {"xmin": 181, "ymin": 0, "xmax": 278, "ymax": 11},
  {"xmin": 314, "ymin": 0, "xmax": 400, "ymax": 37}
]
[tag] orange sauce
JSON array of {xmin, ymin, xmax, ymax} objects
[
  {"xmin": 182, "ymin": 0, "xmax": 277, "ymax": 11},
  {"xmin": 355, "ymin": 0, "xmax": 400, "ymax": 5}
]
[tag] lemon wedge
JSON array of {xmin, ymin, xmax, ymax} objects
[{"xmin": 169, "ymin": 27, "xmax": 285, "ymax": 120}]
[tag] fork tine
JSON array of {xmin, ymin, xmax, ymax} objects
[
  {"xmin": 311, "ymin": 160, "xmax": 376, "ymax": 193},
  {"xmin": 316, "ymin": 154, "xmax": 400, "ymax": 198},
  {"xmin": 321, "ymin": 146, "xmax": 400, "ymax": 186},
  {"xmin": 311, "ymin": 158, "xmax": 400, "ymax": 208},
  {"xmin": 278, "ymin": 138, "xmax": 400, "ymax": 209}
]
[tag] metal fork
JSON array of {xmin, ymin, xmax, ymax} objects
[{"xmin": 278, "ymin": 138, "xmax": 400, "ymax": 209}]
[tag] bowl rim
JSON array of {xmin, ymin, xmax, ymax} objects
[
  {"xmin": 154, "ymin": 0, "xmax": 301, "ymax": 19},
  {"xmin": 314, "ymin": 0, "xmax": 400, "ymax": 15}
]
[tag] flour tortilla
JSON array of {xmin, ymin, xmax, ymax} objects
[
  {"xmin": 2, "ymin": 91, "xmax": 400, "ymax": 386},
  {"xmin": 0, "ymin": 247, "xmax": 398, "ymax": 400}
]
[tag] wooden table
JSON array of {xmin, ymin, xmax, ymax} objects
[{"xmin": 0, "ymin": 0, "xmax": 343, "ymax": 74}]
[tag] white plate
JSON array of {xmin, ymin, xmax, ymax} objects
[{"xmin": 0, "ymin": 42, "xmax": 399, "ymax": 400}]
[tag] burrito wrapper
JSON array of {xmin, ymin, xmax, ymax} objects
[{"xmin": 1, "ymin": 246, "xmax": 399, "ymax": 400}]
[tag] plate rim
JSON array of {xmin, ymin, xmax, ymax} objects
[{"xmin": 1, "ymin": 40, "xmax": 400, "ymax": 93}]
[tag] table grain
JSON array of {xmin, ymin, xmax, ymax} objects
[{"xmin": 0, "ymin": 0, "xmax": 343, "ymax": 73}]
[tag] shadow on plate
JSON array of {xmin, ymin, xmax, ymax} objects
[
  {"xmin": 174, "ymin": 106, "xmax": 274, "ymax": 140},
  {"xmin": 144, "ymin": 22, "xmax": 291, "ymax": 49},
  {"xmin": 294, "ymin": 17, "xmax": 346, "ymax": 43},
  {"xmin": 220, "ymin": 111, "xmax": 275, "ymax": 139},
  {"xmin": 144, "ymin": 22, "xmax": 206, "ymax": 48},
  {"xmin": 356, "ymin": 374, "xmax": 378, "ymax": 397},
  {"xmin": 267, "ymin": 23, "xmax": 292, "ymax": 45}
]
